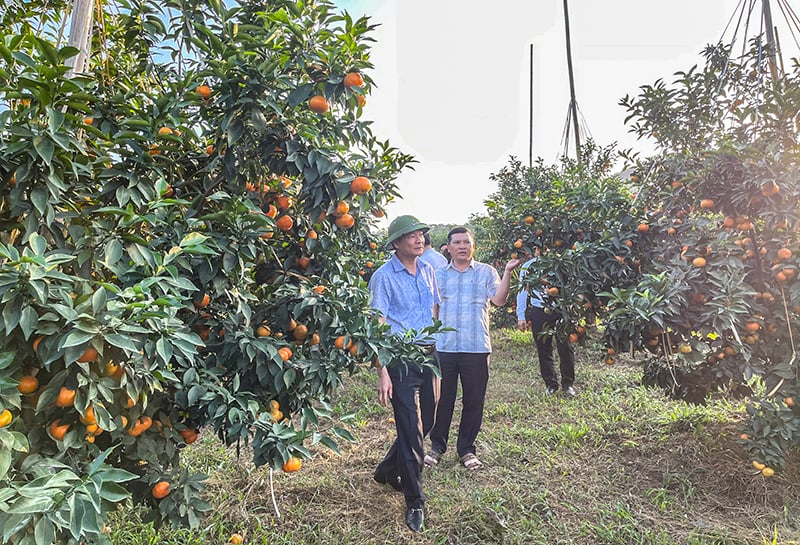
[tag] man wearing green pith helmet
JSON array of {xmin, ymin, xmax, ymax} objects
[{"xmin": 368, "ymin": 214, "xmax": 440, "ymax": 533}]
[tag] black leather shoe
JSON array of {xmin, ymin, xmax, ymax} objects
[
  {"xmin": 406, "ymin": 507, "xmax": 424, "ymax": 532},
  {"xmin": 373, "ymin": 472, "xmax": 402, "ymax": 492}
]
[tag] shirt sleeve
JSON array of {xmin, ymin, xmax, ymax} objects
[
  {"xmin": 486, "ymin": 265, "xmax": 501, "ymax": 299},
  {"xmin": 367, "ymin": 270, "xmax": 391, "ymax": 318},
  {"xmin": 516, "ymin": 261, "xmax": 530, "ymax": 321}
]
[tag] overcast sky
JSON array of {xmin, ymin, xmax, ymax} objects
[{"xmin": 334, "ymin": 0, "xmax": 800, "ymax": 226}]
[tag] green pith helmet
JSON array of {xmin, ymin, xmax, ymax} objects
[{"xmin": 385, "ymin": 215, "xmax": 429, "ymax": 249}]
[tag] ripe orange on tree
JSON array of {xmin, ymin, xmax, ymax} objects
[
  {"xmin": 355, "ymin": 94, "xmax": 366, "ymax": 107},
  {"xmin": 637, "ymin": 223, "xmax": 650, "ymax": 233},
  {"xmin": 293, "ymin": 324, "xmax": 309, "ymax": 341},
  {"xmin": 49, "ymin": 419, "xmax": 70, "ymax": 441},
  {"xmin": 282, "ymin": 456, "xmax": 302, "ymax": 472},
  {"xmin": 785, "ymin": 396, "xmax": 796, "ymax": 407},
  {"xmin": 196, "ymin": 84, "xmax": 212, "ymax": 99},
  {"xmin": 32, "ymin": 335, "xmax": 44, "ymax": 352},
  {"xmin": 744, "ymin": 321, "xmax": 760, "ymax": 333},
  {"xmin": 0, "ymin": 409, "xmax": 12, "ymax": 428},
  {"xmin": 514, "ymin": 239, "xmax": 523, "ymax": 249},
  {"xmin": 332, "ymin": 201, "xmax": 349, "ymax": 217},
  {"xmin": 777, "ymin": 247, "xmax": 792, "ymax": 260},
  {"xmin": 760, "ymin": 180, "xmax": 780, "ymax": 197},
  {"xmin": 308, "ymin": 95, "xmax": 329, "ymax": 113},
  {"xmin": 77, "ymin": 346, "xmax": 99, "ymax": 363},
  {"xmin": 692, "ymin": 256, "xmax": 707, "ymax": 268},
  {"xmin": 180, "ymin": 428, "xmax": 199, "ymax": 444},
  {"xmin": 152, "ymin": 480, "xmax": 171, "ymax": 499},
  {"xmin": 568, "ymin": 333, "xmax": 580, "ymax": 343},
  {"xmin": 278, "ymin": 347, "xmax": 293, "ymax": 362},
  {"xmin": 334, "ymin": 335, "xmax": 353, "ymax": 350},
  {"xmin": 157, "ymin": 126, "xmax": 173, "ymax": 136},
  {"xmin": 275, "ymin": 194, "xmax": 292, "ymax": 210},
  {"xmin": 256, "ymin": 324, "xmax": 271, "ymax": 337},
  {"xmin": 343, "ymin": 71, "xmax": 364, "ymax": 88},
  {"xmin": 54, "ymin": 386, "xmax": 77, "ymax": 408},
  {"xmin": 229, "ymin": 533, "xmax": 244, "ymax": 545},
  {"xmin": 312, "ymin": 285, "xmax": 326, "ymax": 294},
  {"xmin": 276, "ymin": 215, "xmax": 294, "ymax": 231},
  {"xmin": 17, "ymin": 375, "xmax": 39, "ymax": 394},
  {"xmin": 196, "ymin": 293, "xmax": 211, "ymax": 308},
  {"xmin": 523, "ymin": 215, "xmax": 534, "ymax": 224},
  {"xmin": 699, "ymin": 198, "xmax": 715, "ymax": 210},
  {"xmin": 350, "ymin": 176, "xmax": 372, "ymax": 195},
  {"xmin": 335, "ymin": 213, "xmax": 355, "ymax": 229},
  {"xmin": 545, "ymin": 286, "xmax": 559, "ymax": 297}
]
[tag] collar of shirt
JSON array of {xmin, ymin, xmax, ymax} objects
[{"xmin": 445, "ymin": 258, "xmax": 475, "ymax": 272}]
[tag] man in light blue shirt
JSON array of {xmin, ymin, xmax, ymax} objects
[
  {"xmin": 368, "ymin": 215, "xmax": 440, "ymax": 533},
  {"xmin": 426, "ymin": 226, "xmax": 520, "ymax": 471},
  {"xmin": 516, "ymin": 251, "xmax": 576, "ymax": 396},
  {"xmin": 419, "ymin": 232, "xmax": 448, "ymax": 270}
]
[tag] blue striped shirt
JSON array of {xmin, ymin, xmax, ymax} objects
[
  {"xmin": 435, "ymin": 260, "xmax": 500, "ymax": 353},
  {"xmin": 368, "ymin": 254, "xmax": 440, "ymax": 338}
]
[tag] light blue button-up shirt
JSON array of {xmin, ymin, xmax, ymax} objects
[
  {"xmin": 435, "ymin": 259, "xmax": 500, "ymax": 353},
  {"xmin": 516, "ymin": 257, "xmax": 545, "ymax": 321},
  {"xmin": 368, "ymin": 254, "xmax": 440, "ymax": 338}
]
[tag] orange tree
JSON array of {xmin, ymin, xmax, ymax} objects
[
  {"xmin": 485, "ymin": 43, "xmax": 800, "ymax": 476},
  {"xmin": 0, "ymin": 0, "xmax": 432, "ymax": 542}
]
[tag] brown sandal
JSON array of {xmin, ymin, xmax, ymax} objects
[{"xmin": 460, "ymin": 453, "xmax": 483, "ymax": 471}]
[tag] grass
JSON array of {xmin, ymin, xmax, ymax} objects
[{"xmin": 108, "ymin": 328, "xmax": 800, "ymax": 545}]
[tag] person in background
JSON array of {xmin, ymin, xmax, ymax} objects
[
  {"xmin": 425, "ymin": 226, "xmax": 520, "ymax": 471},
  {"xmin": 516, "ymin": 248, "xmax": 577, "ymax": 396},
  {"xmin": 439, "ymin": 242, "xmax": 452, "ymax": 263},
  {"xmin": 368, "ymin": 215, "xmax": 440, "ymax": 533},
  {"xmin": 420, "ymin": 231, "xmax": 448, "ymax": 270}
]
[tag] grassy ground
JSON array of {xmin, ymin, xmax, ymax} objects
[{"xmin": 108, "ymin": 329, "xmax": 800, "ymax": 545}]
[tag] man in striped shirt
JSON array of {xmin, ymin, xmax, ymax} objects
[{"xmin": 426, "ymin": 226, "xmax": 520, "ymax": 471}]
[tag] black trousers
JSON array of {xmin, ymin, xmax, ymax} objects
[
  {"xmin": 430, "ymin": 352, "xmax": 489, "ymax": 458},
  {"xmin": 374, "ymin": 357, "xmax": 438, "ymax": 509},
  {"xmin": 526, "ymin": 306, "xmax": 575, "ymax": 389}
]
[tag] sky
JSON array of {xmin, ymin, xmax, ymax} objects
[{"xmin": 334, "ymin": 0, "xmax": 800, "ymax": 226}]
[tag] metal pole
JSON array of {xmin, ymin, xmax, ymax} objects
[
  {"xmin": 762, "ymin": 0, "xmax": 780, "ymax": 79},
  {"xmin": 563, "ymin": 0, "xmax": 581, "ymax": 163},
  {"xmin": 529, "ymin": 43, "xmax": 534, "ymax": 167},
  {"xmin": 66, "ymin": 0, "xmax": 94, "ymax": 77}
]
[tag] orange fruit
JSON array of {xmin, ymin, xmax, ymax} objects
[
  {"xmin": 54, "ymin": 386, "xmax": 77, "ymax": 408},
  {"xmin": 275, "ymin": 195, "xmax": 292, "ymax": 210},
  {"xmin": 545, "ymin": 287, "xmax": 559, "ymax": 297},
  {"xmin": 197, "ymin": 84, "xmax": 212, "ymax": 99},
  {"xmin": 308, "ymin": 95, "xmax": 329, "ymax": 113},
  {"xmin": 568, "ymin": 333, "xmax": 579, "ymax": 343},
  {"xmin": 32, "ymin": 335, "xmax": 44, "ymax": 352},
  {"xmin": 180, "ymin": 428, "xmax": 199, "ymax": 444},
  {"xmin": 309, "ymin": 332, "xmax": 321, "ymax": 346},
  {"xmin": 603, "ymin": 356, "xmax": 616, "ymax": 365},
  {"xmin": 335, "ymin": 213, "xmax": 355, "ymax": 229},
  {"xmin": 80, "ymin": 405, "xmax": 97, "ymax": 425},
  {"xmin": 349, "ymin": 342, "xmax": 360, "ymax": 357},
  {"xmin": 49, "ymin": 419, "xmax": 70, "ymax": 441},
  {"xmin": 699, "ymin": 199, "xmax": 715, "ymax": 210},
  {"xmin": 296, "ymin": 256, "xmax": 311, "ymax": 269},
  {"xmin": 514, "ymin": 239, "xmax": 523, "ymax": 249},
  {"xmin": 760, "ymin": 180, "xmax": 780, "ymax": 197},
  {"xmin": 350, "ymin": 176, "xmax": 372, "ymax": 195},
  {"xmin": 739, "ymin": 433, "xmax": 750, "ymax": 441},
  {"xmin": 785, "ymin": 396, "xmax": 795, "ymax": 407},
  {"xmin": 83, "ymin": 117, "xmax": 93, "ymax": 125},
  {"xmin": 523, "ymin": 215, "xmax": 534, "ymax": 224},
  {"xmin": 276, "ymin": 215, "xmax": 294, "ymax": 232},
  {"xmin": 152, "ymin": 481, "xmax": 171, "ymax": 499},
  {"xmin": 306, "ymin": 229, "xmax": 318, "ymax": 240},
  {"xmin": 637, "ymin": 223, "xmax": 650, "ymax": 233},
  {"xmin": 264, "ymin": 204, "xmax": 278, "ymax": 218},
  {"xmin": 744, "ymin": 321, "xmax": 760, "ymax": 333},
  {"xmin": 17, "ymin": 375, "xmax": 39, "ymax": 394},
  {"xmin": 103, "ymin": 361, "xmax": 120, "ymax": 377},
  {"xmin": 692, "ymin": 257, "xmax": 707, "ymax": 268},
  {"xmin": 278, "ymin": 347, "xmax": 292, "ymax": 362},
  {"xmin": 343, "ymin": 71, "xmax": 364, "ymax": 88},
  {"xmin": 355, "ymin": 94, "xmax": 366, "ymax": 107},
  {"xmin": 229, "ymin": 533, "xmax": 244, "ymax": 545},
  {"xmin": 282, "ymin": 456, "xmax": 302, "ymax": 472},
  {"xmin": 312, "ymin": 285, "xmax": 326, "ymax": 294},
  {"xmin": 777, "ymin": 247, "xmax": 792, "ymax": 260},
  {"xmin": 0, "ymin": 409, "xmax": 12, "ymax": 428},
  {"xmin": 761, "ymin": 467, "xmax": 775, "ymax": 477},
  {"xmin": 206, "ymin": 144, "xmax": 215, "ymax": 155},
  {"xmin": 163, "ymin": 183, "xmax": 174, "ymax": 198},
  {"xmin": 332, "ymin": 201, "xmax": 350, "ymax": 217},
  {"xmin": 77, "ymin": 346, "xmax": 99, "ymax": 363},
  {"xmin": 334, "ymin": 335, "xmax": 352, "ymax": 350},
  {"xmin": 293, "ymin": 324, "xmax": 309, "ymax": 341},
  {"xmin": 256, "ymin": 325, "xmax": 271, "ymax": 337},
  {"xmin": 126, "ymin": 416, "xmax": 152, "ymax": 437},
  {"xmin": 678, "ymin": 343, "xmax": 692, "ymax": 354},
  {"xmin": 270, "ymin": 409, "xmax": 284, "ymax": 422},
  {"xmin": 157, "ymin": 126, "xmax": 173, "ymax": 136},
  {"xmin": 752, "ymin": 460, "xmax": 766, "ymax": 470},
  {"xmin": 197, "ymin": 293, "xmax": 211, "ymax": 308}
]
